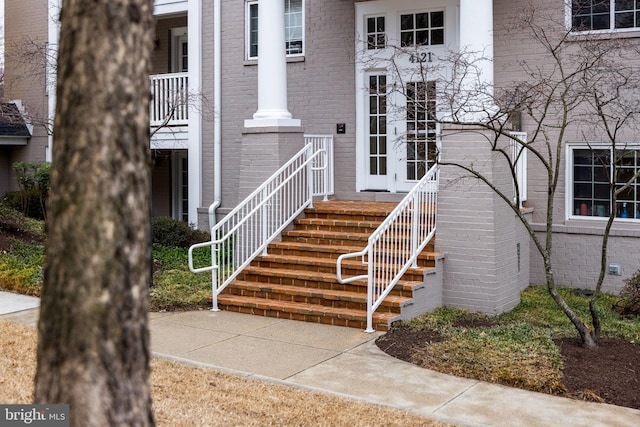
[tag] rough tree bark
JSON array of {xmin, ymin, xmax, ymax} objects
[{"xmin": 34, "ymin": 1, "xmax": 155, "ymax": 426}]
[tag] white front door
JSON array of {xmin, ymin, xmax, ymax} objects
[{"xmin": 356, "ymin": 0, "xmax": 455, "ymax": 193}]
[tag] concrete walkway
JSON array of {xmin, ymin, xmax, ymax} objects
[{"xmin": 2, "ymin": 291, "xmax": 639, "ymax": 426}]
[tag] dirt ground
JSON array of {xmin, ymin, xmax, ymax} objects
[{"xmin": 377, "ymin": 324, "xmax": 640, "ymax": 410}]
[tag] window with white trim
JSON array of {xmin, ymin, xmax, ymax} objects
[
  {"xmin": 571, "ymin": 0, "xmax": 640, "ymax": 31},
  {"xmin": 246, "ymin": 0, "xmax": 304, "ymax": 60},
  {"xmin": 570, "ymin": 146, "xmax": 640, "ymax": 219},
  {"xmin": 366, "ymin": 16, "xmax": 386, "ymax": 49},
  {"xmin": 400, "ymin": 11, "xmax": 444, "ymax": 47}
]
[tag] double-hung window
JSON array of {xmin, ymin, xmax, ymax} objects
[
  {"xmin": 570, "ymin": 146, "xmax": 640, "ymax": 219},
  {"xmin": 247, "ymin": 0, "xmax": 304, "ymax": 60},
  {"xmin": 571, "ymin": 0, "xmax": 640, "ymax": 31}
]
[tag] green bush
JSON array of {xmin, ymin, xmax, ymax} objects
[
  {"xmin": 7, "ymin": 162, "xmax": 50, "ymax": 220},
  {"xmin": 151, "ymin": 216, "xmax": 210, "ymax": 248},
  {"xmin": 0, "ymin": 240, "xmax": 45, "ymax": 296}
]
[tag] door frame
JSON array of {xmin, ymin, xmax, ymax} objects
[
  {"xmin": 171, "ymin": 26, "xmax": 188, "ymax": 73},
  {"xmin": 355, "ymin": 0, "xmax": 457, "ymax": 193}
]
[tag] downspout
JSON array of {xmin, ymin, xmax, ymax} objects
[{"xmin": 209, "ymin": 0, "xmax": 222, "ymax": 228}]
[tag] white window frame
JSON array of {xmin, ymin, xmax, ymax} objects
[
  {"xmin": 566, "ymin": 143, "xmax": 640, "ymax": 221},
  {"xmin": 568, "ymin": 0, "xmax": 640, "ymax": 33},
  {"xmin": 366, "ymin": 15, "xmax": 387, "ymax": 50},
  {"xmin": 245, "ymin": 0, "xmax": 305, "ymax": 60},
  {"xmin": 398, "ymin": 10, "xmax": 445, "ymax": 47}
]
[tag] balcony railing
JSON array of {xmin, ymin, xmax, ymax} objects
[{"xmin": 150, "ymin": 72, "xmax": 189, "ymax": 127}]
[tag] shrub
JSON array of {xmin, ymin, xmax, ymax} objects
[
  {"xmin": 151, "ymin": 216, "xmax": 209, "ymax": 248},
  {"xmin": 8, "ymin": 162, "xmax": 50, "ymax": 220},
  {"xmin": 614, "ymin": 270, "xmax": 640, "ymax": 318}
]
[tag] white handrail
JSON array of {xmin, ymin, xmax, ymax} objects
[
  {"xmin": 336, "ymin": 164, "xmax": 439, "ymax": 332},
  {"xmin": 189, "ymin": 137, "xmax": 333, "ymax": 311}
]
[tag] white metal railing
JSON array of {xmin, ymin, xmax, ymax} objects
[
  {"xmin": 150, "ymin": 72, "xmax": 189, "ymax": 127},
  {"xmin": 336, "ymin": 165, "xmax": 439, "ymax": 332},
  {"xmin": 509, "ymin": 132, "xmax": 528, "ymax": 208},
  {"xmin": 188, "ymin": 138, "xmax": 333, "ymax": 310},
  {"xmin": 304, "ymin": 135, "xmax": 334, "ymax": 197}
]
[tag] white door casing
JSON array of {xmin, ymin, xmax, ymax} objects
[{"xmin": 355, "ymin": 0, "xmax": 458, "ymax": 192}]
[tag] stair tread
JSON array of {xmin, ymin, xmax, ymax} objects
[
  {"xmin": 306, "ymin": 201, "xmax": 398, "ymax": 216},
  {"xmin": 218, "ymin": 294, "xmax": 399, "ymax": 322},
  {"xmin": 283, "ymin": 229, "xmax": 371, "ymax": 239},
  {"xmin": 268, "ymin": 241, "xmax": 366, "ymax": 253},
  {"xmin": 295, "ymin": 218, "xmax": 383, "ymax": 228},
  {"xmin": 255, "ymin": 253, "xmax": 427, "ymax": 275},
  {"xmin": 268, "ymin": 241, "xmax": 439, "ymax": 259},
  {"xmin": 240, "ymin": 266, "xmax": 423, "ymax": 288},
  {"xmin": 229, "ymin": 280, "xmax": 412, "ymax": 305}
]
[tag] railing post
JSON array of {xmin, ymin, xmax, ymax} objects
[
  {"xmin": 307, "ymin": 145, "xmax": 314, "ymax": 209},
  {"xmin": 411, "ymin": 195, "xmax": 420, "ymax": 268},
  {"xmin": 211, "ymin": 241, "xmax": 220, "ymax": 312},
  {"xmin": 365, "ymin": 246, "xmax": 375, "ymax": 333},
  {"xmin": 262, "ymin": 189, "xmax": 269, "ymax": 256},
  {"xmin": 322, "ymin": 138, "xmax": 329, "ymax": 201}
]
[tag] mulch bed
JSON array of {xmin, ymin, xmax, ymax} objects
[{"xmin": 376, "ymin": 324, "xmax": 640, "ymax": 410}]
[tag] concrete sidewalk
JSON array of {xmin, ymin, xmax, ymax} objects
[{"xmin": 2, "ymin": 290, "xmax": 639, "ymax": 426}]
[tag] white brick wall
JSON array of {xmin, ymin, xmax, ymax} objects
[{"xmin": 437, "ymin": 126, "xmax": 528, "ymax": 314}]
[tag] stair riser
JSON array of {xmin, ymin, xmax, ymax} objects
[
  {"xmin": 218, "ymin": 304, "xmax": 390, "ymax": 331},
  {"xmin": 223, "ymin": 287, "xmax": 402, "ymax": 313}
]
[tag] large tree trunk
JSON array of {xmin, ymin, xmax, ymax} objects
[{"xmin": 34, "ymin": 1, "xmax": 155, "ymax": 426}]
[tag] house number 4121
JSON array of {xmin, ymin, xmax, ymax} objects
[{"xmin": 409, "ymin": 52, "xmax": 433, "ymax": 63}]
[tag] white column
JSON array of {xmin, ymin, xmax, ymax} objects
[
  {"xmin": 245, "ymin": 0, "xmax": 301, "ymax": 128},
  {"xmin": 187, "ymin": 0, "xmax": 203, "ymax": 225},
  {"xmin": 46, "ymin": 0, "xmax": 62, "ymax": 162},
  {"xmin": 458, "ymin": 0, "xmax": 494, "ymax": 119}
]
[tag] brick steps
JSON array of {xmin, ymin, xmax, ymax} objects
[
  {"xmin": 238, "ymin": 266, "xmax": 422, "ymax": 297},
  {"xmin": 217, "ymin": 295, "xmax": 400, "ymax": 331},
  {"xmin": 267, "ymin": 241, "xmax": 437, "ymax": 268},
  {"xmin": 217, "ymin": 200, "xmax": 437, "ymax": 331},
  {"xmin": 225, "ymin": 280, "xmax": 412, "ymax": 311},
  {"xmin": 250, "ymin": 254, "xmax": 426, "ymax": 281}
]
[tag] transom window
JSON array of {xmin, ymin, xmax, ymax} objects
[
  {"xmin": 367, "ymin": 16, "xmax": 386, "ymax": 49},
  {"xmin": 400, "ymin": 11, "xmax": 444, "ymax": 47},
  {"xmin": 247, "ymin": 0, "xmax": 304, "ymax": 59},
  {"xmin": 571, "ymin": 0, "xmax": 640, "ymax": 31},
  {"xmin": 571, "ymin": 147, "xmax": 640, "ymax": 219}
]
